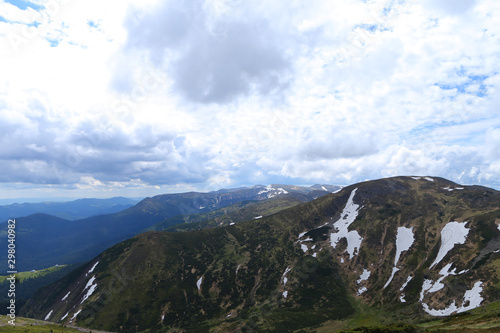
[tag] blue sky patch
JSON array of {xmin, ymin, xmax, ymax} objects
[
  {"xmin": 45, "ymin": 37, "xmax": 60, "ymax": 47},
  {"xmin": 5, "ymin": 0, "xmax": 44, "ymax": 11},
  {"xmin": 435, "ymin": 73, "xmax": 489, "ymax": 98}
]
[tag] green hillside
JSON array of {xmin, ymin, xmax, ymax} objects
[{"xmin": 21, "ymin": 177, "xmax": 500, "ymax": 332}]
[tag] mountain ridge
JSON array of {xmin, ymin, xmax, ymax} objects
[
  {"xmin": 0, "ymin": 197, "xmax": 139, "ymax": 222},
  {"xmin": 0, "ymin": 184, "xmax": 339, "ymax": 271},
  {"xmin": 20, "ymin": 176, "xmax": 500, "ymax": 332}
]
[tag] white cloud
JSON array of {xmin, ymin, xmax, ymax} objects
[{"xmin": 1, "ymin": 0, "xmax": 500, "ymax": 198}]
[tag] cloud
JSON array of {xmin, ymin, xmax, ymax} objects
[
  {"xmin": 1, "ymin": 0, "xmax": 500, "ymax": 198},
  {"xmin": 122, "ymin": 0, "xmax": 292, "ymax": 103},
  {"xmin": 423, "ymin": 0, "xmax": 477, "ymax": 16}
]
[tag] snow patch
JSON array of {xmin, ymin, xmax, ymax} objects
[
  {"xmin": 81, "ymin": 283, "xmax": 98, "ymax": 304},
  {"xmin": 394, "ymin": 227, "xmax": 414, "ymax": 265},
  {"xmin": 430, "ymin": 222, "xmax": 470, "ymax": 269},
  {"xmin": 86, "ymin": 261, "xmax": 99, "ymax": 276},
  {"xmin": 84, "ymin": 275, "xmax": 96, "ymax": 290},
  {"xmin": 384, "ymin": 267, "xmax": 400, "ymax": 289},
  {"xmin": 329, "ymin": 189, "xmax": 363, "ymax": 259},
  {"xmin": 312, "ymin": 252, "xmax": 317, "ymax": 257},
  {"xmin": 283, "ymin": 291, "xmax": 288, "ymax": 298},
  {"xmin": 411, "ymin": 177, "xmax": 421, "ymax": 180},
  {"xmin": 400, "ymin": 276, "xmax": 413, "ymax": 291},
  {"xmin": 44, "ymin": 310, "xmax": 53, "ymax": 321},
  {"xmin": 384, "ymin": 227, "xmax": 414, "ymax": 289},
  {"xmin": 61, "ymin": 311, "xmax": 69, "ymax": 321},
  {"xmin": 420, "ymin": 263, "xmax": 459, "ymax": 303},
  {"xmin": 424, "ymin": 177, "xmax": 434, "ymax": 182},
  {"xmin": 340, "ymin": 257, "xmax": 344, "ymax": 263},
  {"xmin": 81, "ymin": 275, "xmax": 98, "ymax": 304},
  {"xmin": 443, "ymin": 187, "xmax": 464, "ymax": 191},
  {"xmin": 254, "ymin": 216, "xmax": 263, "ymax": 220},
  {"xmin": 420, "ymin": 279, "xmax": 434, "ymax": 301},
  {"xmin": 322, "ymin": 186, "xmax": 328, "ymax": 192},
  {"xmin": 422, "ymin": 281, "xmax": 484, "ymax": 316},
  {"xmin": 301, "ymin": 244, "xmax": 308, "ymax": 253},
  {"xmin": 358, "ymin": 286, "xmax": 368, "ymax": 295},
  {"xmin": 230, "ymin": 222, "xmax": 235, "ymax": 225},
  {"xmin": 197, "ymin": 277, "xmax": 203, "ymax": 291},
  {"xmin": 70, "ymin": 309, "xmax": 82, "ymax": 322},
  {"xmin": 357, "ymin": 269, "xmax": 371, "ymax": 295},
  {"xmin": 258, "ymin": 185, "xmax": 288, "ymax": 198},
  {"xmin": 357, "ymin": 269, "xmax": 371, "ymax": 284},
  {"xmin": 282, "ymin": 267, "xmax": 291, "ymax": 286},
  {"xmin": 428, "ymin": 264, "xmax": 457, "ymax": 294},
  {"xmin": 61, "ymin": 291, "xmax": 70, "ymax": 301}
]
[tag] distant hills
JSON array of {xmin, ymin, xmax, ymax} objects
[
  {"xmin": 0, "ymin": 184, "xmax": 340, "ymax": 271},
  {"xmin": 0, "ymin": 197, "xmax": 139, "ymax": 221},
  {"xmin": 21, "ymin": 177, "xmax": 500, "ymax": 332}
]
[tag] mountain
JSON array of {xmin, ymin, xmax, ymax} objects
[
  {"xmin": 0, "ymin": 184, "xmax": 338, "ymax": 271},
  {"xmin": 21, "ymin": 176, "xmax": 500, "ymax": 332},
  {"xmin": 0, "ymin": 197, "xmax": 139, "ymax": 222},
  {"xmin": 148, "ymin": 193, "xmax": 317, "ymax": 232}
]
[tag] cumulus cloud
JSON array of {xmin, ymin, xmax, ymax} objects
[
  {"xmin": 122, "ymin": 0, "xmax": 292, "ymax": 103},
  {"xmin": 1, "ymin": 0, "xmax": 500, "ymax": 198}
]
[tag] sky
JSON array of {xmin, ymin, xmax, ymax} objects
[{"xmin": 0, "ymin": 0, "xmax": 499, "ymax": 199}]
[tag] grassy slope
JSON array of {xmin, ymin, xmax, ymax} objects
[
  {"xmin": 0, "ymin": 315, "xmax": 83, "ymax": 332},
  {"xmin": 21, "ymin": 177, "xmax": 500, "ymax": 332},
  {"xmin": 304, "ymin": 301, "xmax": 500, "ymax": 332},
  {"xmin": 22, "ymin": 193, "xmax": 355, "ymax": 332},
  {"xmin": 0, "ymin": 265, "xmax": 69, "ymax": 283},
  {"xmin": 152, "ymin": 195, "xmax": 306, "ymax": 232},
  {"xmin": 0, "ymin": 264, "xmax": 78, "ymax": 316}
]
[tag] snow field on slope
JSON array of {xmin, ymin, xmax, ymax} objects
[
  {"xmin": 44, "ymin": 310, "xmax": 53, "ymax": 320},
  {"xmin": 197, "ymin": 277, "xmax": 203, "ymax": 291},
  {"xmin": 357, "ymin": 269, "xmax": 371, "ymax": 295},
  {"xmin": 422, "ymin": 282, "xmax": 484, "ymax": 316},
  {"xmin": 86, "ymin": 261, "xmax": 99, "ymax": 276},
  {"xmin": 329, "ymin": 188, "xmax": 363, "ymax": 259},
  {"xmin": 258, "ymin": 185, "xmax": 288, "ymax": 198},
  {"xmin": 430, "ymin": 222, "xmax": 470, "ymax": 269},
  {"xmin": 61, "ymin": 291, "xmax": 70, "ymax": 301},
  {"xmin": 281, "ymin": 267, "xmax": 291, "ymax": 286},
  {"xmin": 81, "ymin": 275, "xmax": 98, "ymax": 304},
  {"xmin": 384, "ymin": 227, "xmax": 414, "ymax": 289}
]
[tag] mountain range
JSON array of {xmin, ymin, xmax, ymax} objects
[
  {"xmin": 0, "ymin": 197, "xmax": 139, "ymax": 222},
  {"xmin": 20, "ymin": 176, "xmax": 500, "ymax": 332},
  {"xmin": 0, "ymin": 184, "xmax": 340, "ymax": 272}
]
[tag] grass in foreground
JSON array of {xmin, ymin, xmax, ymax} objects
[
  {"xmin": 0, "ymin": 315, "xmax": 82, "ymax": 332},
  {"xmin": 298, "ymin": 301, "xmax": 500, "ymax": 332}
]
